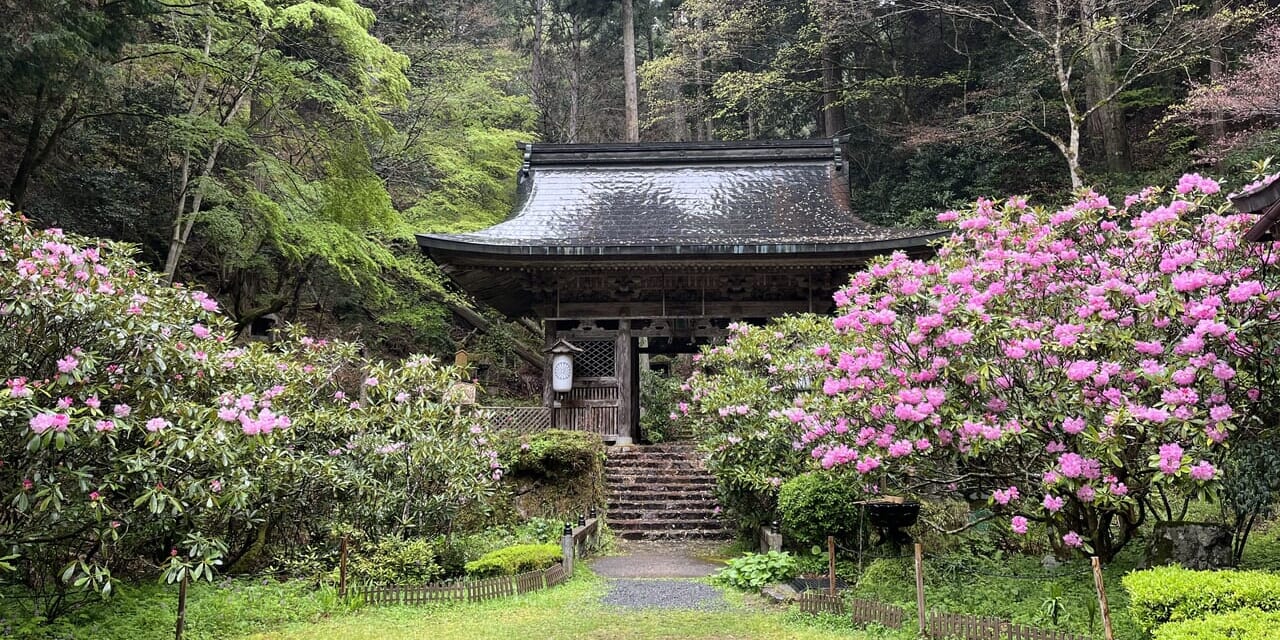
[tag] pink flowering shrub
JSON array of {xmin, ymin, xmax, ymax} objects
[
  {"xmin": 0, "ymin": 205, "xmax": 498, "ymax": 616},
  {"xmin": 788, "ymin": 177, "xmax": 1280, "ymax": 560}
]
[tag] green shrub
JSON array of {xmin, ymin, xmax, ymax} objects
[
  {"xmin": 1153, "ymin": 607, "xmax": 1280, "ymax": 640},
  {"xmin": 464, "ymin": 543, "xmax": 563, "ymax": 577},
  {"xmin": 714, "ymin": 551, "xmax": 798, "ymax": 590},
  {"xmin": 1123, "ymin": 566, "xmax": 1280, "ymax": 632},
  {"xmin": 347, "ymin": 537, "xmax": 443, "ymax": 585},
  {"xmin": 640, "ymin": 368, "xmax": 681, "ymax": 443},
  {"xmin": 504, "ymin": 430, "xmax": 603, "ymax": 479},
  {"xmin": 777, "ymin": 471, "xmax": 865, "ymax": 547}
]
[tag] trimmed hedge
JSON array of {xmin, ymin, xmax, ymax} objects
[
  {"xmin": 777, "ymin": 471, "xmax": 865, "ymax": 547},
  {"xmin": 1123, "ymin": 566, "xmax": 1280, "ymax": 632},
  {"xmin": 1153, "ymin": 608, "xmax": 1280, "ymax": 640},
  {"xmin": 464, "ymin": 543, "xmax": 563, "ymax": 577}
]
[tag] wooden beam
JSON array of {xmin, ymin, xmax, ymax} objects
[
  {"xmin": 542, "ymin": 300, "xmax": 820, "ymax": 320},
  {"xmin": 449, "ymin": 302, "xmax": 544, "ymax": 371}
]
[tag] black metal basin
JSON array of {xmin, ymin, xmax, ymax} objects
[{"xmin": 864, "ymin": 501, "xmax": 920, "ymax": 530}]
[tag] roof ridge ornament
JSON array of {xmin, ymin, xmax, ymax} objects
[{"xmin": 518, "ymin": 143, "xmax": 533, "ymax": 184}]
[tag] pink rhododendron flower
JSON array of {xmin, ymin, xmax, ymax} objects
[
  {"xmin": 1190, "ymin": 461, "xmax": 1217, "ymax": 481},
  {"xmin": 1011, "ymin": 516, "xmax": 1029, "ymax": 534},
  {"xmin": 1062, "ymin": 531, "xmax": 1084, "ymax": 548},
  {"xmin": 1043, "ymin": 494, "xmax": 1065, "ymax": 512}
]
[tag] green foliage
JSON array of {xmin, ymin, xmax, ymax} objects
[
  {"xmin": 346, "ymin": 538, "xmax": 442, "ymax": 585},
  {"xmin": 776, "ymin": 472, "xmax": 865, "ymax": 548},
  {"xmin": 1153, "ymin": 607, "xmax": 1280, "ymax": 640},
  {"xmin": 464, "ymin": 543, "xmax": 562, "ymax": 578},
  {"xmin": 1123, "ymin": 566, "xmax": 1280, "ymax": 632},
  {"xmin": 0, "ymin": 579, "xmax": 346, "ymax": 640},
  {"xmin": 714, "ymin": 551, "xmax": 798, "ymax": 590},
  {"xmin": 504, "ymin": 430, "xmax": 603, "ymax": 480},
  {"xmin": 639, "ymin": 368, "xmax": 681, "ymax": 444}
]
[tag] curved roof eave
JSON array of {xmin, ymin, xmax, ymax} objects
[{"xmin": 416, "ymin": 231, "xmax": 948, "ymax": 263}]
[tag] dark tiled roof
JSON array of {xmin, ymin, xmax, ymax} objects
[{"xmin": 417, "ymin": 138, "xmax": 940, "ymax": 258}]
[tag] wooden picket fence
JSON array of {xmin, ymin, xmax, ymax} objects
[
  {"xmin": 926, "ymin": 612, "xmax": 1093, "ymax": 640},
  {"xmin": 797, "ymin": 592, "xmax": 844, "ymax": 615},
  {"xmin": 349, "ymin": 564, "xmax": 564, "ymax": 607},
  {"xmin": 849, "ymin": 597, "xmax": 907, "ymax": 629},
  {"xmin": 928, "ymin": 612, "xmax": 1005, "ymax": 640}
]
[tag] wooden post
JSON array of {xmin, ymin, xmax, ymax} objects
[
  {"xmin": 174, "ymin": 574, "xmax": 188, "ymax": 640},
  {"xmin": 827, "ymin": 535, "xmax": 837, "ymax": 596},
  {"xmin": 1091, "ymin": 557, "xmax": 1115, "ymax": 640},
  {"xmin": 339, "ymin": 534, "xmax": 349, "ymax": 597},
  {"xmin": 561, "ymin": 523, "xmax": 575, "ymax": 576},
  {"xmin": 914, "ymin": 543, "xmax": 926, "ymax": 637},
  {"xmin": 615, "ymin": 320, "xmax": 634, "ymax": 443}
]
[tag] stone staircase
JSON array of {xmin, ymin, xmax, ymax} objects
[{"xmin": 604, "ymin": 444, "xmax": 731, "ymax": 541}]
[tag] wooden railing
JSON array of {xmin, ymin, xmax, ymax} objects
[{"xmin": 483, "ymin": 406, "xmax": 622, "ymax": 438}]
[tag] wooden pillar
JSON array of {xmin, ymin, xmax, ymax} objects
[
  {"xmin": 542, "ymin": 320, "xmax": 556, "ymax": 409},
  {"xmin": 615, "ymin": 320, "xmax": 634, "ymax": 444}
]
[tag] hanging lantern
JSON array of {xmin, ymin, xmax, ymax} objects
[{"xmin": 544, "ymin": 338, "xmax": 583, "ymax": 393}]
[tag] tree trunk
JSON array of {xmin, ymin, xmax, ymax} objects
[
  {"xmin": 531, "ymin": 0, "xmax": 546, "ymax": 134},
  {"xmin": 694, "ymin": 14, "xmax": 711, "ymax": 141},
  {"xmin": 569, "ymin": 15, "xmax": 581, "ymax": 143},
  {"xmin": 1081, "ymin": 0, "xmax": 1130, "ymax": 172},
  {"xmin": 1209, "ymin": 0, "xmax": 1226, "ymax": 145},
  {"xmin": 8, "ymin": 86, "xmax": 78, "ymax": 210},
  {"xmin": 621, "ymin": 0, "xmax": 640, "ymax": 142},
  {"xmin": 821, "ymin": 40, "xmax": 846, "ymax": 137}
]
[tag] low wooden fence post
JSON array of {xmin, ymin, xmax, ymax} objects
[
  {"xmin": 339, "ymin": 534, "xmax": 349, "ymax": 598},
  {"xmin": 827, "ymin": 535, "xmax": 837, "ymax": 596},
  {"xmin": 914, "ymin": 543, "xmax": 926, "ymax": 637},
  {"xmin": 1091, "ymin": 557, "xmax": 1115, "ymax": 640},
  {"xmin": 174, "ymin": 574, "xmax": 188, "ymax": 640},
  {"xmin": 561, "ymin": 523, "xmax": 574, "ymax": 576}
]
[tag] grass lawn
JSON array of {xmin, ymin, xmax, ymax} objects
[{"xmin": 248, "ymin": 572, "xmax": 887, "ymax": 640}]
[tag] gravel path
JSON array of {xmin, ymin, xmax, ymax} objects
[
  {"xmin": 599, "ymin": 578, "xmax": 729, "ymax": 611},
  {"xmin": 590, "ymin": 541, "xmax": 730, "ymax": 610}
]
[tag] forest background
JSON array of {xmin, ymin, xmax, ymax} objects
[{"xmin": 3, "ymin": 0, "xmax": 1278, "ymax": 389}]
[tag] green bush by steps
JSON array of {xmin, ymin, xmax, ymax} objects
[
  {"xmin": 1123, "ymin": 566, "xmax": 1280, "ymax": 632},
  {"xmin": 1153, "ymin": 608, "xmax": 1280, "ymax": 640},
  {"xmin": 776, "ymin": 471, "xmax": 865, "ymax": 548},
  {"xmin": 464, "ymin": 543, "xmax": 563, "ymax": 577}
]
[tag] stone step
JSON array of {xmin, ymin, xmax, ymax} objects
[
  {"xmin": 604, "ymin": 459, "xmax": 704, "ymax": 470},
  {"xmin": 616, "ymin": 529, "xmax": 734, "ymax": 541},
  {"xmin": 608, "ymin": 495, "xmax": 716, "ymax": 506},
  {"xmin": 607, "ymin": 509, "xmax": 720, "ymax": 521},
  {"xmin": 609, "ymin": 487, "xmax": 716, "ymax": 498},
  {"xmin": 608, "ymin": 517, "xmax": 727, "ymax": 531},
  {"xmin": 609, "ymin": 445, "xmax": 698, "ymax": 453},
  {"xmin": 608, "ymin": 496, "xmax": 718, "ymax": 507},
  {"xmin": 605, "ymin": 474, "xmax": 715, "ymax": 485}
]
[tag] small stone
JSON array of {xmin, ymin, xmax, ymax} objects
[{"xmin": 761, "ymin": 583, "xmax": 799, "ymax": 604}]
